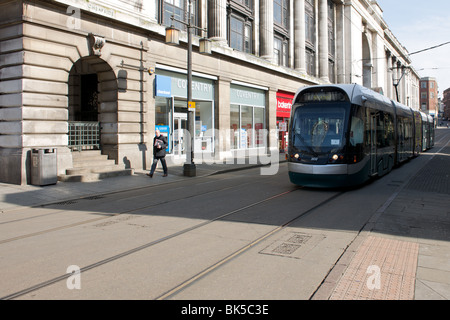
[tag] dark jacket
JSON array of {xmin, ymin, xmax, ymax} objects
[{"xmin": 153, "ymin": 135, "xmax": 168, "ymax": 158}]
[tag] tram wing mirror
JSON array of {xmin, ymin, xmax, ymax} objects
[{"xmin": 361, "ymin": 96, "xmax": 368, "ymax": 105}]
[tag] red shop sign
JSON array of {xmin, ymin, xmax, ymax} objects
[{"xmin": 276, "ymin": 91, "xmax": 294, "ymax": 118}]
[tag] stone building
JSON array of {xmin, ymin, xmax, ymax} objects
[
  {"xmin": 442, "ymin": 88, "xmax": 450, "ymax": 120},
  {"xmin": 0, "ymin": 0, "xmax": 420, "ymax": 184},
  {"xmin": 420, "ymin": 77, "xmax": 439, "ymax": 118}
]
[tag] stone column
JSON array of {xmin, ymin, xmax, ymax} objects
[
  {"xmin": 259, "ymin": 0, "xmax": 274, "ymax": 62},
  {"xmin": 216, "ymin": 76, "xmax": 232, "ymax": 159},
  {"xmin": 318, "ymin": 0, "xmax": 329, "ymax": 82},
  {"xmin": 294, "ymin": 0, "xmax": 306, "ymax": 73},
  {"xmin": 208, "ymin": 0, "xmax": 227, "ymax": 45},
  {"xmin": 336, "ymin": 2, "xmax": 345, "ymax": 83},
  {"xmin": 386, "ymin": 50, "xmax": 393, "ymax": 99}
]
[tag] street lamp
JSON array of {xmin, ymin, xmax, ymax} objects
[{"xmin": 165, "ymin": 0, "xmax": 211, "ymax": 177}]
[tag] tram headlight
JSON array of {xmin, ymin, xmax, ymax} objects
[
  {"xmin": 329, "ymin": 154, "xmax": 345, "ymax": 163},
  {"xmin": 294, "ymin": 154, "xmax": 300, "ymax": 159}
]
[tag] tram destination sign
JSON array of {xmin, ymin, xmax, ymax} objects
[{"xmin": 299, "ymin": 90, "xmax": 348, "ymax": 103}]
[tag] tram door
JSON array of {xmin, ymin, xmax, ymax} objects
[
  {"xmin": 369, "ymin": 114, "xmax": 377, "ymax": 176},
  {"xmin": 173, "ymin": 112, "xmax": 187, "ymax": 158}
]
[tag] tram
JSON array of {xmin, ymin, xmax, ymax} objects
[{"xmin": 287, "ymin": 84, "xmax": 434, "ymax": 188}]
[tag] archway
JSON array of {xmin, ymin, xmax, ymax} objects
[
  {"xmin": 362, "ymin": 32, "xmax": 372, "ymax": 89},
  {"xmin": 68, "ymin": 57, "xmax": 118, "ymax": 158}
]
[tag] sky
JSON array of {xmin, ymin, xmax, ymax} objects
[{"xmin": 377, "ymin": 0, "xmax": 450, "ymax": 98}]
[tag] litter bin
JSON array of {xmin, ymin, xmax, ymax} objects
[{"xmin": 31, "ymin": 148, "xmax": 57, "ymax": 186}]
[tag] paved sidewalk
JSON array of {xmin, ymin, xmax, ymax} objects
[{"xmin": 314, "ymin": 141, "xmax": 450, "ymax": 300}]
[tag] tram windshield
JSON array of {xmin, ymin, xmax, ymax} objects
[{"xmin": 291, "ymin": 104, "xmax": 348, "ymax": 154}]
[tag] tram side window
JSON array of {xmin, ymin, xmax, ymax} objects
[
  {"xmin": 350, "ymin": 108, "xmax": 364, "ymax": 146},
  {"xmin": 376, "ymin": 111, "xmax": 394, "ymax": 148},
  {"xmin": 385, "ymin": 112, "xmax": 395, "ymax": 147},
  {"xmin": 376, "ymin": 113, "xmax": 385, "ymax": 148}
]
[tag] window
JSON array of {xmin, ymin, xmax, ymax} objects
[
  {"xmin": 328, "ymin": 0, "xmax": 336, "ymax": 82},
  {"xmin": 305, "ymin": 0, "xmax": 316, "ymax": 76},
  {"xmin": 230, "ymin": 105, "xmax": 265, "ymax": 149},
  {"xmin": 234, "ymin": 0, "xmax": 252, "ymax": 9},
  {"xmin": 306, "ymin": 48, "xmax": 316, "ymax": 76},
  {"xmin": 274, "ymin": 37, "xmax": 289, "ymax": 67},
  {"xmin": 274, "ymin": 0, "xmax": 289, "ymax": 30},
  {"xmin": 328, "ymin": 0, "xmax": 335, "ymax": 57},
  {"xmin": 421, "ymin": 82, "xmax": 427, "ymax": 89},
  {"xmin": 228, "ymin": 1, "xmax": 253, "ymax": 54},
  {"xmin": 230, "ymin": 16, "xmax": 244, "ymax": 51},
  {"xmin": 305, "ymin": 0, "xmax": 315, "ymax": 45},
  {"xmin": 274, "ymin": 0, "xmax": 289, "ymax": 67},
  {"xmin": 161, "ymin": 0, "xmax": 197, "ymax": 33}
]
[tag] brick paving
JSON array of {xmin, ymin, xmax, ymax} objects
[{"xmin": 330, "ymin": 236, "xmax": 419, "ymax": 300}]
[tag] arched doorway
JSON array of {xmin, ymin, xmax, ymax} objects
[
  {"xmin": 362, "ymin": 32, "xmax": 372, "ymax": 89},
  {"xmin": 68, "ymin": 57, "xmax": 118, "ymax": 159}
]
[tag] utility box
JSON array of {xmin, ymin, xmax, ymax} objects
[{"xmin": 31, "ymin": 148, "xmax": 57, "ymax": 186}]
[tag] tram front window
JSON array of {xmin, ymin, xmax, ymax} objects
[{"xmin": 292, "ymin": 105, "xmax": 348, "ymax": 154}]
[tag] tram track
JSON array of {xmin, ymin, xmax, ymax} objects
[
  {"xmin": 0, "ymin": 175, "xmax": 261, "ymax": 245},
  {"xmin": 3, "ymin": 131, "xmax": 449, "ymax": 300},
  {"xmin": 1, "ymin": 184, "xmax": 345, "ymax": 300}
]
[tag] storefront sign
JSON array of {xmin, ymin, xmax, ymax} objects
[
  {"xmin": 155, "ymin": 75, "xmax": 172, "ymax": 97},
  {"xmin": 156, "ymin": 69, "xmax": 214, "ymax": 100},
  {"xmin": 276, "ymin": 91, "xmax": 294, "ymax": 118},
  {"xmin": 230, "ymin": 85, "xmax": 265, "ymax": 107}
]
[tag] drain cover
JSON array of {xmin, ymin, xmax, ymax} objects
[
  {"xmin": 260, "ymin": 231, "xmax": 325, "ymax": 259},
  {"xmin": 272, "ymin": 243, "xmax": 301, "ymax": 255}
]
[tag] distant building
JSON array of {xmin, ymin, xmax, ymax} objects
[
  {"xmin": 420, "ymin": 77, "xmax": 439, "ymax": 117},
  {"xmin": 443, "ymin": 88, "xmax": 450, "ymax": 119}
]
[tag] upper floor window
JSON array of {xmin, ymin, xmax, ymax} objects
[
  {"xmin": 305, "ymin": 0, "xmax": 316, "ymax": 76},
  {"xmin": 274, "ymin": 0, "xmax": 289, "ymax": 30},
  {"xmin": 228, "ymin": 0, "xmax": 254, "ymax": 54},
  {"xmin": 274, "ymin": 36, "xmax": 289, "ymax": 67},
  {"xmin": 233, "ymin": 0, "xmax": 253, "ymax": 10},
  {"xmin": 305, "ymin": 0, "xmax": 315, "ymax": 46},
  {"xmin": 161, "ymin": 0, "xmax": 197, "ymax": 33},
  {"xmin": 328, "ymin": 0, "xmax": 335, "ymax": 58},
  {"xmin": 230, "ymin": 15, "xmax": 252, "ymax": 53}
]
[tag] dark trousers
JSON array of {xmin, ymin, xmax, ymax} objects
[{"xmin": 150, "ymin": 157, "xmax": 167, "ymax": 175}]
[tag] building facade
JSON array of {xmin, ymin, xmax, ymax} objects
[
  {"xmin": 442, "ymin": 88, "xmax": 450, "ymax": 120},
  {"xmin": 420, "ymin": 77, "xmax": 439, "ymax": 117},
  {"xmin": 0, "ymin": 0, "xmax": 421, "ymax": 184}
]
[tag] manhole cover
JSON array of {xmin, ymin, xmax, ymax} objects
[
  {"xmin": 260, "ymin": 231, "xmax": 325, "ymax": 259},
  {"xmin": 272, "ymin": 243, "xmax": 301, "ymax": 255},
  {"xmin": 287, "ymin": 234, "xmax": 311, "ymax": 244}
]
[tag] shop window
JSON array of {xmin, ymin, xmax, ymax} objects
[
  {"xmin": 230, "ymin": 104, "xmax": 265, "ymax": 149},
  {"xmin": 230, "ymin": 104, "xmax": 240, "ymax": 149}
]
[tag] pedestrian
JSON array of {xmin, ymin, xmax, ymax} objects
[{"xmin": 147, "ymin": 129, "xmax": 168, "ymax": 178}]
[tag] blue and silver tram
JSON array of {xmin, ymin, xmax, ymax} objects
[{"xmin": 287, "ymin": 84, "xmax": 434, "ymax": 188}]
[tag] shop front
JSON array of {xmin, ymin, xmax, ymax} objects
[
  {"xmin": 155, "ymin": 67, "xmax": 216, "ymax": 160},
  {"xmin": 276, "ymin": 91, "xmax": 294, "ymax": 153},
  {"xmin": 230, "ymin": 84, "xmax": 267, "ymax": 152}
]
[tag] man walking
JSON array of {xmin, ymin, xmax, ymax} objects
[{"xmin": 148, "ymin": 129, "xmax": 168, "ymax": 178}]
